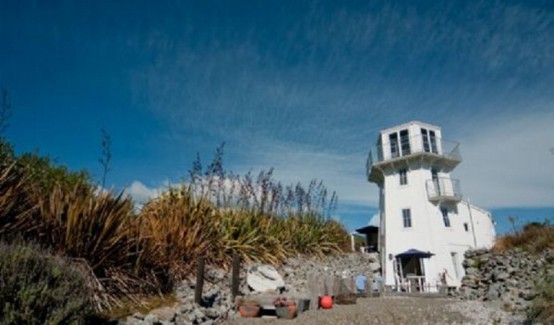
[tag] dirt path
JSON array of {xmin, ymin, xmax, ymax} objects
[{"xmin": 227, "ymin": 296, "xmax": 523, "ymax": 325}]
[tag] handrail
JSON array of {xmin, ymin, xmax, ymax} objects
[{"xmin": 426, "ymin": 177, "xmax": 462, "ymax": 201}]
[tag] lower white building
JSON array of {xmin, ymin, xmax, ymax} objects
[{"xmin": 365, "ymin": 121, "xmax": 495, "ymax": 291}]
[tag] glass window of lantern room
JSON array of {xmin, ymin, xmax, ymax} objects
[
  {"xmin": 421, "ymin": 128, "xmax": 430, "ymax": 152},
  {"xmin": 429, "ymin": 130, "xmax": 438, "ymax": 153},
  {"xmin": 389, "ymin": 133, "xmax": 399, "ymax": 158},
  {"xmin": 400, "ymin": 129, "xmax": 410, "ymax": 156}
]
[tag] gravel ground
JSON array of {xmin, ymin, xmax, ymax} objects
[{"xmin": 227, "ymin": 296, "xmax": 524, "ymax": 325}]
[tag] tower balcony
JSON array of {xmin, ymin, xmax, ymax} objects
[
  {"xmin": 367, "ymin": 135, "xmax": 461, "ymax": 183},
  {"xmin": 426, "ymin": 177, "xmax": 462, "ymax": 203}
]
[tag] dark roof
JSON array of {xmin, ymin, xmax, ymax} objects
[
  {"xmin": 396, "ymin": 249, "xmax": 434, "ymax": 258},
  {"xmin": 355, "ymin": 225, "xmax": 379, "ymax": 234}
]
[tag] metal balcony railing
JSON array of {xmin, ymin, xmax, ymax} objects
[
  {"xmin": 367, "ymin": 134, "xmax": 461, "ymax": 171},
  {"xmin": 426, "ymin": 177, "xmax": 462, "ymax": 202}
]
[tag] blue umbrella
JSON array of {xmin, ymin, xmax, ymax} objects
[{"xmin": 396, "ymin": 249, "xmax": 434, "ymax": 258}]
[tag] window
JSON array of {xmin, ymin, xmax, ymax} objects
[
  {"xmin": 399, "ymin": 169, "xmax": 408, "ymax": 185},
  {"xmin": 429, "ymin": 130, "xmax": 438, "ymax": 153},
  {"xmin": 441, "ymin": 208, "xmax": 451, "ymax": 227},
  {"xmin": 463, "ymin": 223, "xmax": 469, "ymax": 232},
  {"xmin": 389, "ymin": 133, "xmax": 399, "ymax": 158},
  {"xmin": 421, "ymin": 128, "xmax": 430, "ymax": 152},
  {"xmin": 402, "ymin": 209, "xmax": 412, "ymax": 228},
  {"xmin": 400, "ymin": 129, "xmax": 410, "ymax": 155}
]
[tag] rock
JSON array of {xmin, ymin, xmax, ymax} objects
[
  {"xmin": 492, "ymin": 271, "xmax": 509, "ymax": 282},
  {"xmin": 206, "ymin": 269, "xmax": 226, "ymax": 282},
  {"xmin": 486, "ymin": 284, "xmax": 501, "ymax": 301},
  {"xmin": 369, "ymin": 262, "xmax": 381, "ymax": 272},
  {"xmin": 149, "ymin": 307, "xmax": 176, "ymax": 322},
  {"xmin": 193, "ymin": 307, "xmax": 205, "ymax": 320},
  {"xmin": 462, "ymin": 259, "xmax": 472, "ymax": 268},
  {"xmin": 143, "ymin": 314, "xmax": 158, "ymax": 324},
  {"xmin": 125, "ymin": 316, "xmax": 142, "ymax": 325},
  {"xmin": 203, "ymin": 308, "xmax": 220, "ymax": 319},
  {"xmin": 185, "ymin": 312, "xmax": 197, "ymax": 323},
  {"xmin": 519, "ymin": 290, "xmax": 537, "ymax": 301},
  {"xmin": 176, "ymin": 304, "xmax": 193, "ymax": 315},
  {"xmin": 478, "ymin": 254, "xmax": 490, "ymax": 263}
]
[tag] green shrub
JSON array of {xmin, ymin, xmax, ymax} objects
[
  {"xmin": 527, "ymin": 263, "xmax": 554, "ymax": 324},
  {"xmin": 0, "ymin": 242, "xmax": 93, "ymax": 324}
]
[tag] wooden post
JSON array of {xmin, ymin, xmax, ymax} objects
[
  {"xmin": 231, "ymin": 253, "xmax": 241, "ymax": 299},
  {"xmin": 308, "ymin": 272, "xmax": 319, "ymax": 310},
  {"xmin": 195, "ymin": 256, "xmax": 205, "ymax": 305}
]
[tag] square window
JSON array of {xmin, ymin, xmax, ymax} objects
[{"xmin": 402, "ymin": 209, "xmax": 412, "ymax": 228}]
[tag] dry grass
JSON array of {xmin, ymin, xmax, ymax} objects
[
  {"xmin": 100, "ymin": 293, "xmax": 178, "ymax": 320},
  {"xmin": 493, "ymin": 222, "xmax": 554, "ymax": 254}
]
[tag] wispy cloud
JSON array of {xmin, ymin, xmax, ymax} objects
[
  {"xmin": 455, "ymin": 110, "xmax": 554, "ymax": 208},
  {"xmin": 125, "ymin": 1, "xmax": 554, "ymax": 217}
]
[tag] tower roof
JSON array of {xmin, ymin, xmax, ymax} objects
[{"xmin": 380, "ymin": 121, "xmax": 440, "ymax": 135}]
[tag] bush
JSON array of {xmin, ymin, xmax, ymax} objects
[
  {"xmin": 0, "ymin": 242, "xmax": 93, "ymax": 324},
  {"xmin": 527, "ymin": 264, "xmax": 554, "ymax": 324},
  {"xmin": 493, "ymin": 221, "xmax": 554, "ymax": 254}
]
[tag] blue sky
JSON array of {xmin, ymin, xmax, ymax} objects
[{"xmin": 1, "ymin": 0, "xmax": 553, "ymax": 234}]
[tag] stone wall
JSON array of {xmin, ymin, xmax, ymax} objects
[
  {"xmin": 277, "ymin": 252, "xmax": 381, "ymax": 297},
  {"xmin": 457, "ymin": 247, "xmax": 553, "ymax": 313}
]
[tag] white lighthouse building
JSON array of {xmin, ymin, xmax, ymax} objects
[{"xmin": 366, "ymin": 121, "xmax": 495, "ymax": 291}]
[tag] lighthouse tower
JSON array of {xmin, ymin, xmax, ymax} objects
[{"xmin": 366, "ymin": 121, "xmax": 495, "ymax": 291}]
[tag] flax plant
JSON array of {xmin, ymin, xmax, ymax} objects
[
  {"xmin": 214, "ymin": 210, "xmax": 287, "ymax": 266},
  {"xmin": 33, "ymin": 184, "xmax": 135, "ymax": 271},
  {"xmin": 0, "ymin": 163, "xmax": 35, "ymax": 239},
  {"xmin": 136, "ymin": 185, "xmax": 220, "ymax": 281}
]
